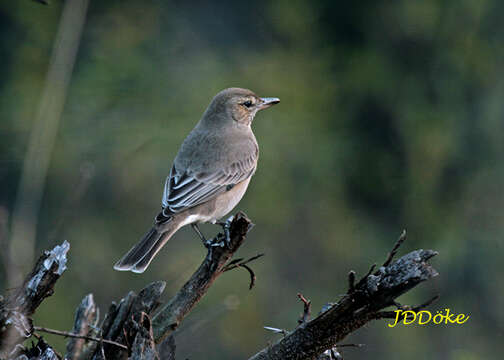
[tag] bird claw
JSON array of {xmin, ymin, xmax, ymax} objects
[
  {"xmin": 211, "ymin": 239, "xmax": 225, "ymax": 247},
  {"xmin": 217, "ymin": 215, "xmax": 233, "ymax": 247},
  {"xmin": 204, "ymin": 234, "xmax": 225, "ymax": 249},
  {"xmin": 203, "ymin": 215, "xmax": 234, "ymax": 249}
]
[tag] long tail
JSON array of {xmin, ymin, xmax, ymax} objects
[{"xmin": 113, "ymin": 217, "xmax": 181, "ymax": 273}]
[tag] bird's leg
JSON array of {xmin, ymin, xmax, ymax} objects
[
  {"xmin": 216, "ymin": 215, "xmax": 234, "ymax": 247},
  {"xmin": 192, "ymin": 223, "xmax": 225, "ymax": 248},
  {"xmin": 191, "ymin": 223, "xmax": 211, "ymax": 248}
]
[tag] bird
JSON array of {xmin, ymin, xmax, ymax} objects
[{"xmin": 114, "ymin": 88, "xmax": 280, "ymax": 273}]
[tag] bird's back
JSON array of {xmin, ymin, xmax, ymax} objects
[{"xmin": 174, "ymin": 123, "xmax": 258, "ymax": 176}]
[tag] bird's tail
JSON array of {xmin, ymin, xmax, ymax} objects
[{"xmin": 113, "ymin": 217, "xmax": 181, "ymax": 273}]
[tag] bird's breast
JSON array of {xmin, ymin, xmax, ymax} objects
[{"xmin": 211, "ymin": 177, "xmax": 251, "ymax": 221}]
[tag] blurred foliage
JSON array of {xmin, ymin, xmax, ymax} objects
[{"xmin": 1, "ymin": 0, "xmax": 503, "ymax": 359}]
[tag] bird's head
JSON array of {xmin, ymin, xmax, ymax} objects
[{"xmin": 203, "ymin": 88, "xmax": 280, "ymax": 127}]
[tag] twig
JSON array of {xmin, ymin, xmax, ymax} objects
[
  {"xmin": 242, "ymin": 264, "xmax": 257, "ymax": 290},
  {"xmin": 383, "ymin": 230, "xmax": 406, "ymax": 267},
  {"xmin": 223, "ymin": 253, "xmax": 264, "ymax": 290},
  {"xmin": 33, "ymin": 326, "xmax": 128, "ymax": 351},
  {"xmin": 352, "ymin": 263, "xmax": 377, "ymax": 292},
  {"xmin": 364, "ymin": 264, "xmax": 377, "ymax": 278},
  {"xmin": 264, "ymin": 326, "xmax": 288, "ymax": 337},
  {"xmin": 223, "ymin": 253, "xmax": 265, "ymax": 271},
  {"xmin": 347, "ymin": 271, "xmax": 356, "ymax": 293},
  {"xmin": 297, "ymin": 293, "xmax": 311, "ymax": 325}
]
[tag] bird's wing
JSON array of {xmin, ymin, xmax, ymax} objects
[{"xmin": 162, "ymin": 154, "xmax": 257, "ymax": 213}]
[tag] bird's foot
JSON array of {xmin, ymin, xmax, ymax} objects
[
  {"xmin": 208, "ymin": 238, "xmax": 225, "ymax": 248},
  {"xmin": 216, "ymin": 215, "xmax": 234, "ymax": 247},
  {"xmin": 204, "ymin": 233, "xmax": 226, "ymax": 248},
  {"xmin": 201, "ymin": 215, "xmax": 234, "ymax": 249}
]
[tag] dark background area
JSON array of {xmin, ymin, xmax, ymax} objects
[{"xmin": 1, "ymin": 0, "xmax": 503, "ymax": 359}]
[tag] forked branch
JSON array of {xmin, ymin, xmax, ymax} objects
[{"xmin": 249, "ymin": 232, "xmax": 438, "ymax": 360}]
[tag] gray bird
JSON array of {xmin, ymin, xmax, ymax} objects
[{"xmin": 114, "ymin": 88, "xmax": 280, "ymax": 273}]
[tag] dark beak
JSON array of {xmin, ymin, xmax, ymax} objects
[{"xmin": 259, "ymin": 97, "xmax": 280, "ymax": 110}]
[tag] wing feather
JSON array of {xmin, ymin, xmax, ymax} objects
[{"xmin": 162, "ymin": 154, "xmax": 256, "ymax": 213}]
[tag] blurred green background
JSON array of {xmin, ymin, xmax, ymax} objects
[{"xmin": 1, "ymin": 0, "xmax": 503, "ymax": 359}]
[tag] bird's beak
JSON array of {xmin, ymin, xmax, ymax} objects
[{"xmin": 258, "ymin": 97, "xmax": 280, "ymax": 110}]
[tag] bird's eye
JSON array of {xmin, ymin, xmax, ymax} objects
[{"xmin": 242, "ymin": 100, "xmax": 253, "ymax": 108}]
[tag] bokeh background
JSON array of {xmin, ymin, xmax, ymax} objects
[{"xmin": 1, "ymin": 0, "xmax": 503, "ymax": 359}]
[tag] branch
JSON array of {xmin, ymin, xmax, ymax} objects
[
  {"xmin": 34, "ymin": 326, "xmax": 127, "ymax": 351},
  {"xmin": 0, "ymin": 241, "xmax": 70, "ymax": 357},
  {"xmin": 223, "ymin": 253, "xmax": 265, "ymax": 290},
  {"xmin": 152, "ymin": 212, "xmax": 255, "ymax": 343},
  {"xmin": 249, "ymin": 238, "xmax": 438, "ymax": 360},
  {"xmin": 382, "ymin": 230, "xmax": 406, "ymax": 268},
  {"xmin": 297, "ymin": 293, "xmax": 311, "ymax": 325}
]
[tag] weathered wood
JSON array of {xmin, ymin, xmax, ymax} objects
[
  {"xmin": 66, "ymin": 294, "xmax": 99, "ymax": 360},
  {"xmin": 14, "ymin": 338, "xmax": 60, "ymax": 360},
  {"xmin": 0, "ymin": 241, "xmax": 69, "ymax": 358},
  {"xmin": 248, "ymin": 248, "xmax": 438, "ymax": 360},
  {"xmin": 128, "ymin": 312, "xmax": 158, "ymax": 360},
  {"xmin": 91, "ymin": 282, "xmax": 166, "ymax": 360}
]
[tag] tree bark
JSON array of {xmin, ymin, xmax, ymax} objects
[
  {"xmin": 0, "ymin": 241, "xmax": 69, "ymax": 358},
  {"xmin": 248, "ymin": 249, "xmax": 438, "ymax": 360}
]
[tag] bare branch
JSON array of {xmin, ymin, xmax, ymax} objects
[
  {"xmin": 34, "ymin": 326, "xmax": 127, "ymax": 351},
  {"xmin": 249, "ymin": 244, "xmax": 438, "ymax": 360},
  {"xmin": 0, "ymin": 241, "xmax": 69, "ymax": 357},
  {"xmin": 297, "ymin": 293, "xmax": 311, "ymax": 325},
  {"xmin": 347, "ymin": 271, "xmax": 355, "ymax": 293},
  {"xmin": 223, "ymin": 253, "xmax": 264, "ymax": 290},
  {"xmin": 264, "ymin": 326, "xmax": 289, "ymax": 336},
  {"xmin": 223, "ymin": 253, "xmax": 265, "ymax": 271},
  {"xmin": 382, "ymin": 230, "xmax": 406, "ymax": 268},
  {"xmin": 152, "ymin": 212, "xmax": 255, "ymax": 343}
]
